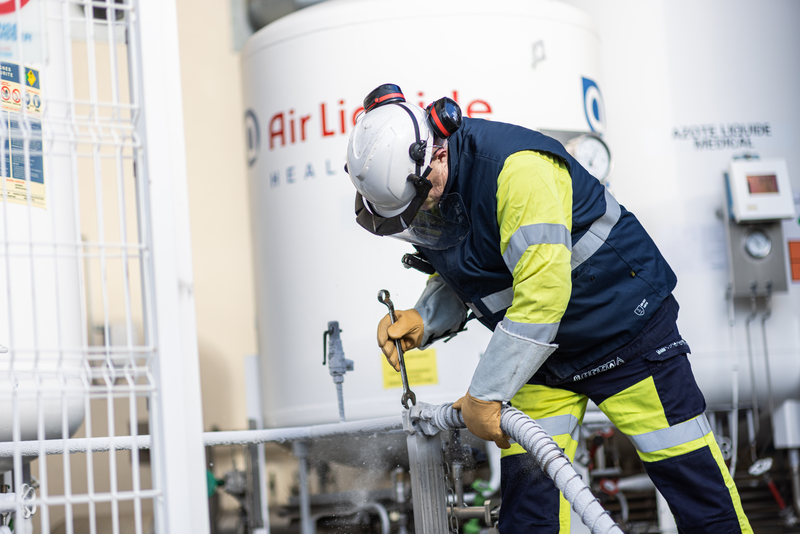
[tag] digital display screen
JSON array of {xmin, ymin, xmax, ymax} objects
[{"xmin": 747, "ymin": 174, "xmax": 779, "ymax": 194}]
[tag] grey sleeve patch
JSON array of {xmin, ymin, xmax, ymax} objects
[
  {"xmin": 501, "ymin": 316, "xmax": 559, "ymax": 344},
  {"xmin": 468, "ymin": 323, "xmax": 557, "ymax": 402},
  {"xmin": 414, "ymin": 277, "xmax": 468, "ymax": 348}
]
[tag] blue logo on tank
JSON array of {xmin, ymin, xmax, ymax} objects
[{"xmin": 582, "ymin": 77, "xmax": 605, "ymax": 133}]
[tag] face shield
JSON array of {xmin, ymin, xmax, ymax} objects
[
  {"xmin": 389, "ymin": 193, "xmax": 470, "ymax": 250},
  {"xmin": 355, "ymin": 172, "xmax": 470, "ymax": 250}
]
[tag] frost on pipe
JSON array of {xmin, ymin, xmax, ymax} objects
[{"xmin": 423, "ymin": 403, "xmax": 623, "ymax": 534}]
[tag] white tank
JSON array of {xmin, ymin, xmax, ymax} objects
[
  {"xmin": 243, "ymin": 0, "xmax": 603, "ymax": 428},
  {"xmin": 0, "ymin": 2, "xmax": 85, "ymax": 471},
  {"xmin": 553, "ymin": 0, "xmax": 800, "ymax": 419}
]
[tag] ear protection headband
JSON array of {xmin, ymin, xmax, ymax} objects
[{"xmin": 363, "ymin": 84, "xmax": 462, "ymax": 168}]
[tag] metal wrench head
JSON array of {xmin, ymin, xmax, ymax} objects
[
  {"xmin": 377, "ymin": 289, "xmax": 396, "ymax": 317},
  {"xmin": 402, "ymin": 389, "xmax": 417, "ymax": 409}
]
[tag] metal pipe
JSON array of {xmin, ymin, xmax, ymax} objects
[
  {"xmin": 0, "ymin": 415, "xmax": 404, "ymax": 457},
  {"xmin": 391, "ymin": 467, "xmax": 409, "ymax": 534},
  {"xmin": 727, "ymin": 287, "xmax": 740, "ymax": 478},
  {"xmin": 292, "ymin": 442, "xmax": 313, "ymax": 534},
  {"xmin": 728, "ymin": 408, "xmax": 739, "ymax": 478},
  {"xmin": 615, "ymin": 491, "xmax": 629, "ymax": 525},
  {"xmin": 790, "ymin": 449, "xmax": 800, "ymax": 517},
  {"xmin": 447, "ymin": 505, "xmax": 487, "ymax": 520},
  {"xmin": 760, "ymin": 287, "xmax": 777, "ymax": 432},
  {"xmin": 744, "ymin": 290, "xmax": 760, "ymax": 457},
  {"xmin": 425, "ymin": 403, "xmax": 623, "ymax": 534},
  {"xmin": 0, "ymin": 493, "xmax": 16, "ymax": 513},
  {"xmin": 362, "ymin": 501, "xmax": 391, "ymax": 534},
  {"xmin": 453, "ymin": 460, "xmax": 464, "ymax": 507},
  {"xmin": 335, "ymin": 382, "xmax": 345, "ymax": 422}
]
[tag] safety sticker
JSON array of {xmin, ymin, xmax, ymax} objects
[
  {"xmin": 382, "ymin": 348, "xmax": 438, "ymax": 389},
  {"xmin": 0, "ymin": 61, "xmax": 44, "ymax": 209}
]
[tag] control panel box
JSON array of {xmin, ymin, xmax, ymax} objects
[{"xmin": 727, "ymin": 158, "xmax": 795, "ymax": 223}]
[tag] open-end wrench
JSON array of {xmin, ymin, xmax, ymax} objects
[{"xmin": 377, "ymin": 289, "xmax": 417, "ymax": 409}]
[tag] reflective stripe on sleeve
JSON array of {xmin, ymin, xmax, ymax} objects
[
  {"xmin": 570, "ymin": 188, "xmax": 621, "ymax": 270},
  {"xmin": 481, "ymin": 287, "xmax": 514, "ymax": 314},
  {"xmin": 502, "ymin": 222, "xmax": 572, "ymax": 273},
  {"xmin": 501, "ymin": 316, "xmax": 559, "ymax": 343},
  {"xmin": 465, "ymin": 302, "xmax": 484, "ymax": 318},
  {"xmin": 628, "ymin": 414, "xmax": 712, "ymax": 454}
]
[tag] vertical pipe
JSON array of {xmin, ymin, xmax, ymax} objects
[
  {"xmin": 453, "ymin": 461, "xmax": 464, "ymax": 507},
  {"xmin": 335, "ymin": 382, "xmax": 345, "ymax": 422},
  {"xmin": 744, "ymin": 291, "xmax": 760, "ymax": 457},
  {"xmin": 292, "ymin": 441, "xmax": 313, "ymax": 534},
  {"xmin": 760, "ymin": 288, "xmax": 776, "ymax": 433},
  {"xmin": 727, "ymin": 287, "xmax": 739, "ymax": 477},
  {"xmin": 391, "ymin": 467, "xmax": 409, "ymax": 534},
  {"xmin": 727, "ymin": 409, "xmax": 739, "ymax": 477},
  {"xmin": 790, "ymin": 449, "xmax": 800, "ymax": 517}
]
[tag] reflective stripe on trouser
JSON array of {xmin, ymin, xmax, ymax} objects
[
  {"xmin": 500, "ymin": 385, "xmax": 587, "ymax": 534},
  {"xmin": 499, "ymin": 355, "xmax": 752, "ymax": 534},
  {"xmin": 597, "ymin": 357, "xmax": 752, "ymax": 534}
]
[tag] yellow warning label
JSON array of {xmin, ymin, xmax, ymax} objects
[{"xmin": 382, "ymin": 348, "xmax": 438, "ymax": 389}]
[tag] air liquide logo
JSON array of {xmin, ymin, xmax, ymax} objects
[
  {"xmin": 0, "ymin": 0, "xmax": 31, "ymax": 14},
  {"xmin": 582, "ymin": 77, "xmax": 605, "ymax": 133},
  {"xmin": 245, "ymin": 109, "xmax": 260, "ymax": 167}
]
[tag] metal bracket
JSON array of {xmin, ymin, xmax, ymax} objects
[{"xmin": 402, "ymin": 402, "xmax": 442, "ymax": 437}]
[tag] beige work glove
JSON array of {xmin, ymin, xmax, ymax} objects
[
  {"xmin": 377, "ymin": 309, "xmax": 424, "ymax": 372},
  {"xmin": 453, "ymin": 392, "xmax": 510, "ymax": 449}
]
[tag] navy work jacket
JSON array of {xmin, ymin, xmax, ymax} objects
[{"xmin": 419, "ymin": 118, "xmax": 677, "ymax": 380}]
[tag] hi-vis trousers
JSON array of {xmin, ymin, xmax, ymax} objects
[{"xmin": 499, "ymin": 351, "xmax": 752, "ymax": 534}]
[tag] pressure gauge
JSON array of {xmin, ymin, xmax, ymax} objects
[
  {"xmin": 565, "ymin": 134, "xmax": 612, "ymax": 182},
  {"xmin": 744, "ymin": 229, "xmax": 772, "ymax": 259}
]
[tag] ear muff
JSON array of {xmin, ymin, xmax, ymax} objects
[
  {"xmin": 359, "ymin": 85, "xmax": 462, "ymax": 169},
  {"xmin": 363, "ymin": 83, "xmax": 406, "ymax": 112},
  {"xmin": 426, "ymin": 97, "xmax": 462, "ymax": 138}
]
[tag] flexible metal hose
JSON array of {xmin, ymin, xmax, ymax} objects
[{"xmin": 425, "ymin": 403, "xmax": 623, "ymax": 534}]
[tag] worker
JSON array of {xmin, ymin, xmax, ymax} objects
[{"xmin": 345, "ymin": 84, "xmax": 751, "ymax": 533}]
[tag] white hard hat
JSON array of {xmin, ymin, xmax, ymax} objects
[
  {"xmin": 346, "ymin": 102, "xmax": 434, "ymax": 217},
  {"xmin": 345, "ymin": 84, "xmax": 468, "ymax": 250}
]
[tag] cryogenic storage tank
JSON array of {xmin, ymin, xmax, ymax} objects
[
  {"xmin": 242, "ymin": 0, "xmax": 604, "ymax": 427},
  {"xmin": 550, "ymin": 0, "xmax": 800, "ymax": 422},
  {"xmin": 0, "ymin": 1, "xmax": 85, "ymax": 471}
]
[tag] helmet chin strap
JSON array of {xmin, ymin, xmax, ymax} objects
[{"xmin": 355, "ymin": 165, "xmax": 434, "ymax": 237}]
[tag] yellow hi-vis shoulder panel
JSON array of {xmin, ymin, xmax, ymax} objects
[{"xmin": 496, "ymin": 151, "xmax": 573, "ymax": 342}]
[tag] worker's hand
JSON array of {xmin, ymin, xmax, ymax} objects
[
  {"xmin": 453, "ymin": 392, "xmax": 510, "ymax": 449},
  {"xmin": 377, "ymin": 309, "xmax": 424, "ymax": 372}
]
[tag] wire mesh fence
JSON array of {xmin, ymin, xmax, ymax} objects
[{"xmin": 0, "ymin": 1, "xmax": 166, "ymax": 532}]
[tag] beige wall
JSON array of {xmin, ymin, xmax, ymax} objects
[{"xmin": 175, "ymin": 0, "xmax": 256, "ymax": 433}]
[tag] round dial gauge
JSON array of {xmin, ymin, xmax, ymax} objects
[
  {"xmin": 567, "ymin": 134, "xmax": 612, "ymax": 182},
  {"xmin": 744, "ymin": 230, "xmax": 772, "ymax": 259}
]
